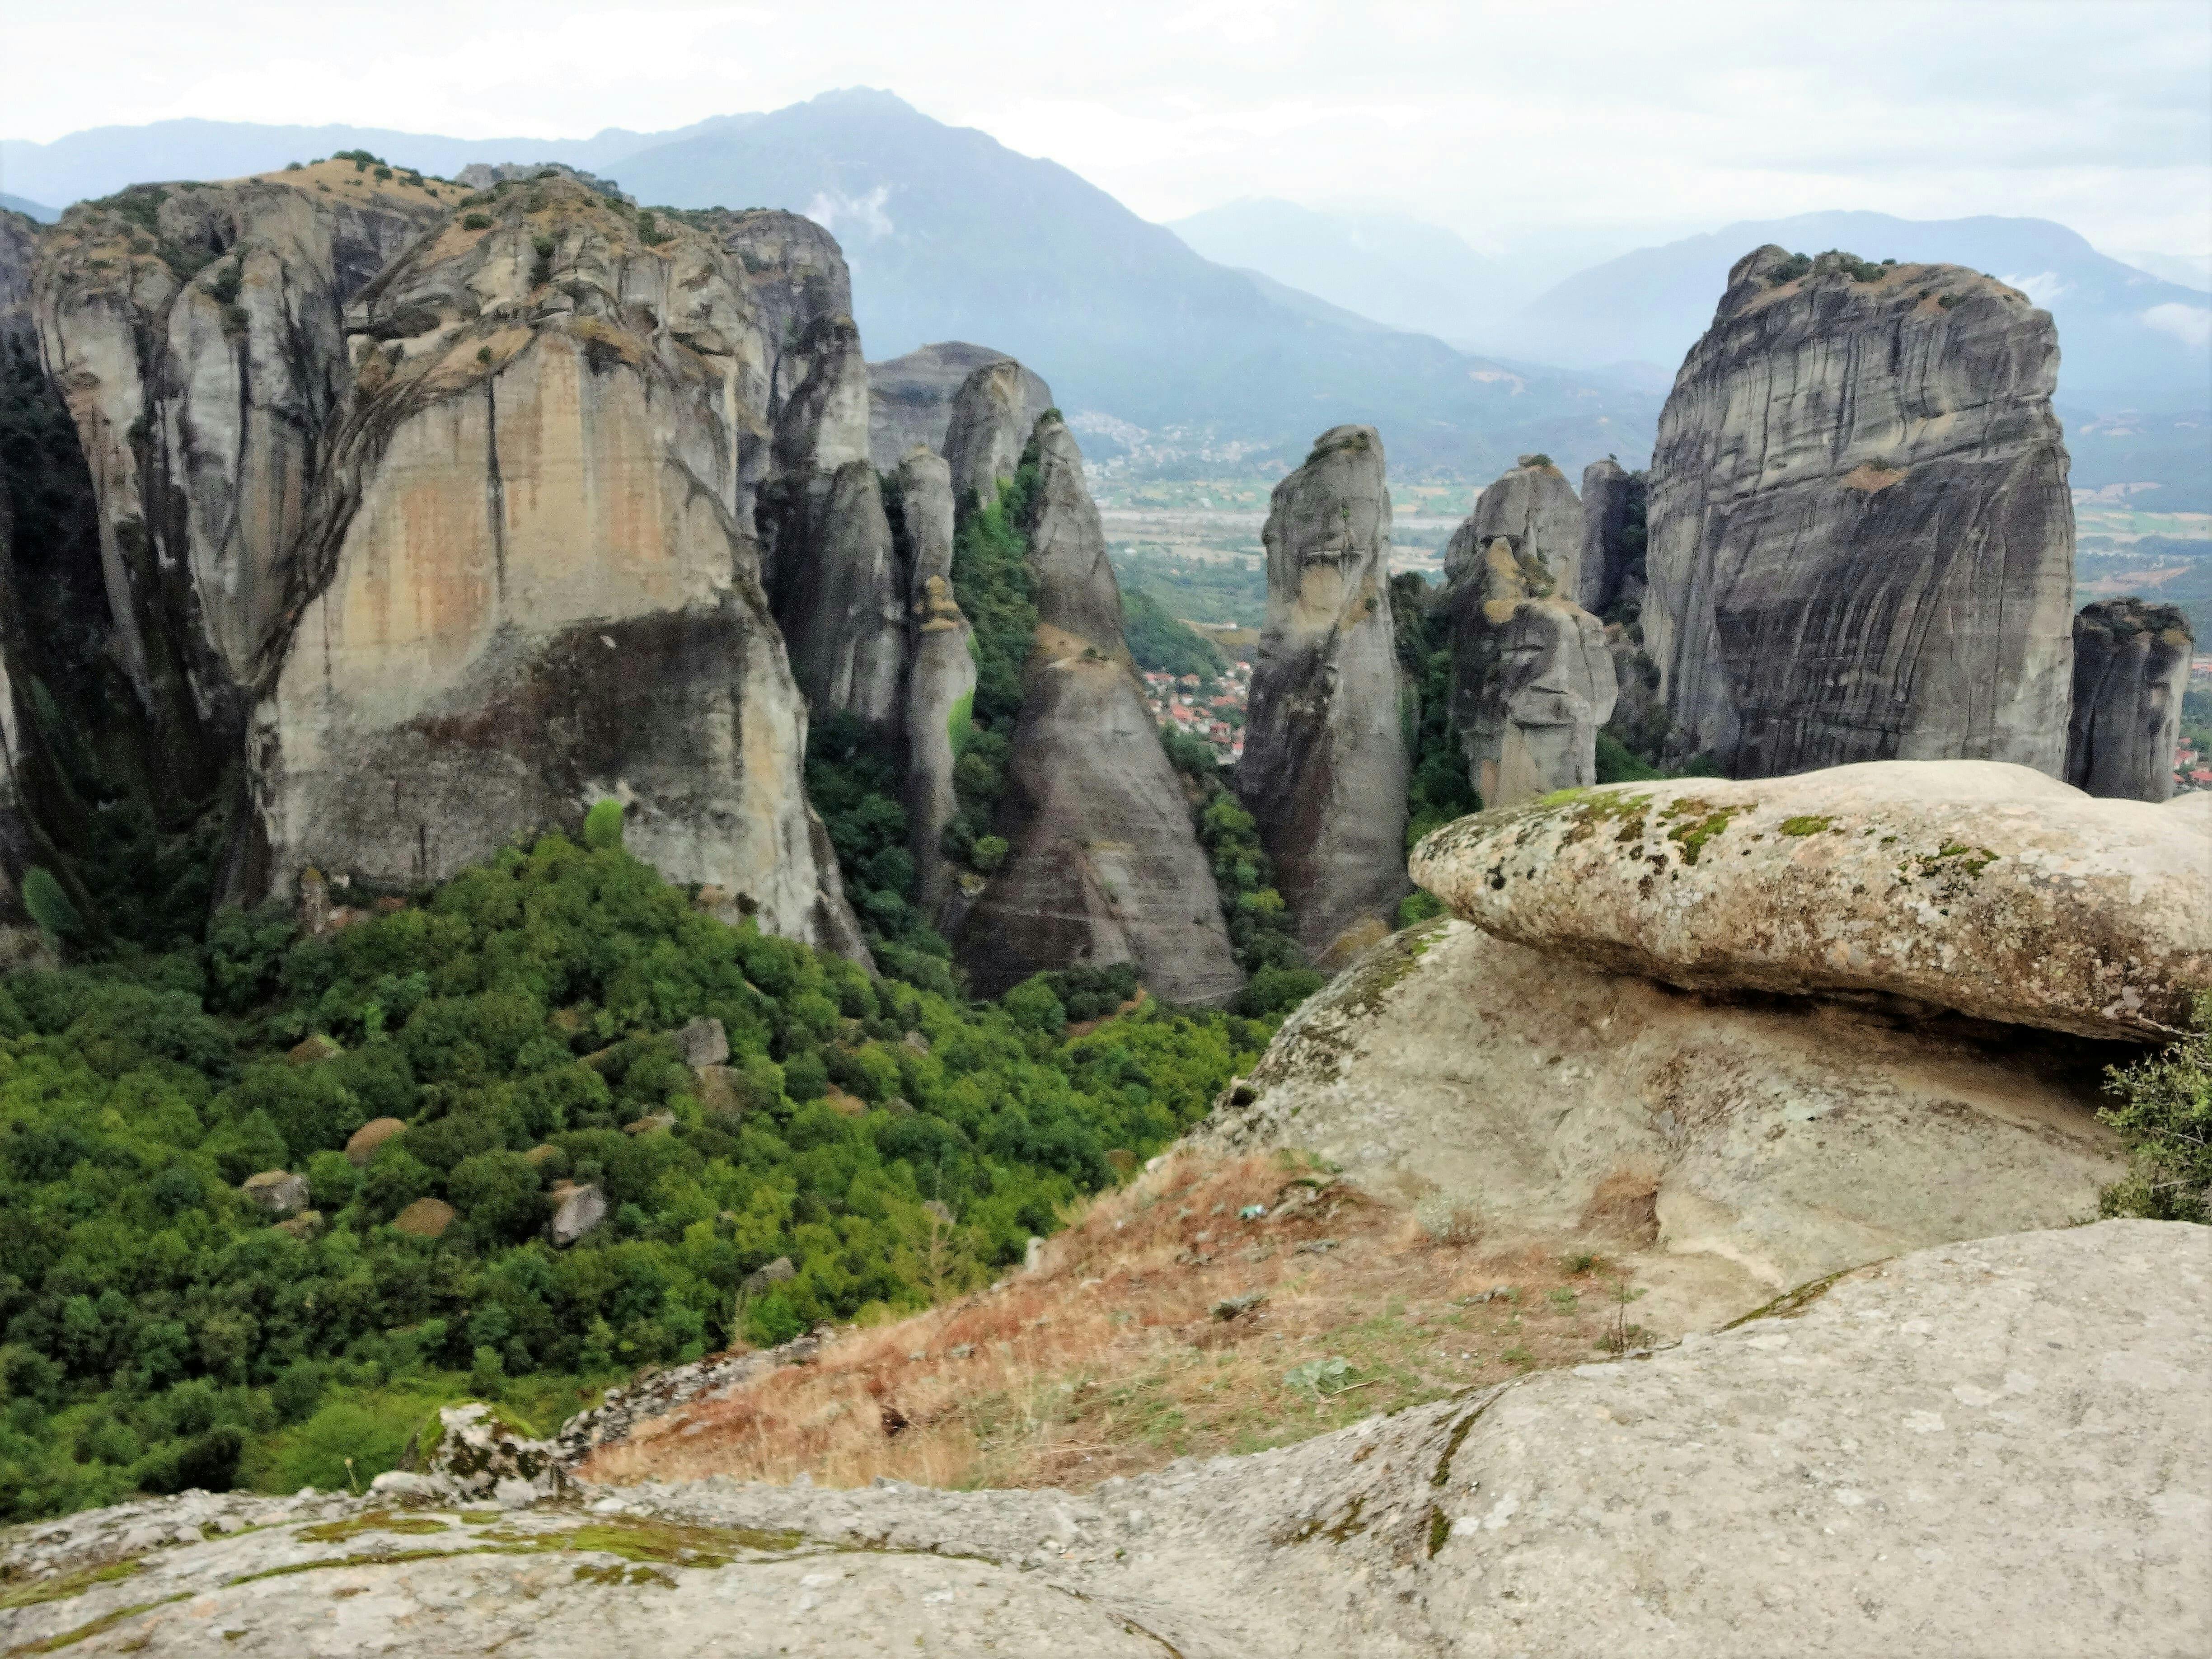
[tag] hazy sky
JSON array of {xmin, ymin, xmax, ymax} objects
[{"xmin": 3, "ymin": 0, "xmax": 2207, "ymax": 258}]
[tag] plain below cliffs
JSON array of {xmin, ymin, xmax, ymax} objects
[
  {"xmin": 953, "ymin": 413, "xmax": 1241, "ymax": 1005},
  {"xmin": 1645, "ymin": 246, "xmax": 2075, "ymax": 779},
  {"xmin": 245, "ymin": 176, "xmax": 863, "ymax": 957},
  {"xmin": 2067, "ymin": 598, "xmax": 2194, "ymax": 802},
  {"xmin": 1237, "ymin": 426, "xmax": 1409, "ymax": 966}
]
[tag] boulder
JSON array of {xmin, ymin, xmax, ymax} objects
[
  {"xmin": 241, "ymin": 177, "xmax": 862, "ymax": 960},
  {"xmin": 344, "ymin": 1116, "xmax": 407, "ymax": 1167},
  {"xmin": 13, "ymin": 1224, "xmax": 2201, "ymax": 1657},
  {"xmin": 2067, "ymin": 597, "xmax": 2194, "ymax": 802},
  {"xmin": 893, "ymin": 446, "xmax": 975, "ymax": 922},
  {"xmin": 623, "ymin": 1110, "xmax": 676, "ymax": 1137},
  {"xmin": 275, "ymin": 1209, "xmax": 323, "ymax": 1241},
  {"xmin": 548, "ymin": 1182, "xmax": 606, "ymax": 1247},
  {"xmin": 1236, "ymin": 426, "xmax": 1410, "ymax": 964},
  {"xmin": 742, "ymin": 1255, "xmax": 797, "ymax": 1298},
  {"xmin": 1575, "ymin": 457, "xmax": 1645, "ymax": 618},
  {"xmin": 1209, "ymin": 917, "xmax": 2121, "ymax": 1293},
  {"xmin": 416, "ymin": 1401, "xmax": 569, "ymax": 1504},
  {"xmin": 868, "ymin": 341, "xmax": 1052, "ymax": 472},
  {"xmin": 240, "ymin": 1169, "xmax": 309, "ymax": 1216},
  {"xmin": 1645, "ymin": 247, "xmax": 2076, "ymax": 777},
  {"xmin": 942, "ymin": 357, "xmax": 1034, "ymax": 515},
  {"xmin": 1409, "ymin": 760, "xmax": 2212, "ymax": 1042},
  {"xmin": 286, "ymin": 1032, "xmax": 342, "ymax": 1065},
  {"xmin": 391, "ymin": 1197, "xmax": 456, "ymax": 1238},
  {"xmin": 1442, "ymin": 532, "xmax": 1617, "ymax": 809},
  {"xmin": 952, "ymin": 415, "xmax": 1242, "ymax": 1005},
  {"xmin": 1452, "ymin": 453, "xmax": 1584, "ymax": 601},
  {"xmin": 670, "ymin": 1016, "xmax": 729, "ymax": 1070}
]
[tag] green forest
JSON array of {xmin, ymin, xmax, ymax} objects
[{"xmin": 0, "ymin": 825, "xmax": 1279, "ymax": 1523}]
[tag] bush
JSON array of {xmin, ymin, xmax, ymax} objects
[
  {"xmin": 2098, "ymin": 991, "xmax": 2212, "ymax": 1223},
  {"xmin": 583, "ymin": 798, "xmax": 625, "ymax": 849},
  {"xmin": 21, "ymin": 867, "xmax": 81, "ymax": 939},
  {"xmin": 462, "ymin": 213, "xmax": 492, "ymax": 231}
]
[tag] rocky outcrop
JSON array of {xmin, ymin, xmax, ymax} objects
[
  {"xmin": 1410, "ymin": 760, "xmax": 2212, "ymax": 1042},
  {"xmin": 456, "ymin": 163, "xmax": 632, "ymax": 205},
  {"xmin": 1645, "ymin": 246, "xmax": 2076, "ymax": 778},
  {"xmin": 953, "ymin": 414, "xmax": 1240, "ymax": 1004},
  {"xmin": 29, "ymin": 164, "xmax": 447, "ymax": 765},
  {"xmin": 2067, "ymin": 598, "xmax": 2194, "ymax": 801},
  {"xmin": 868, "ymin": 341, "xmax": 1053, "ymax": 472},
  {"xmin": 1452, "ymin": 452, "xmax": 1583, "ymax": 600},
  {"xmin": 1237, "ymin": 427, "xmax": 1408, "ymax": 963},
  {"xmin": 942, "ymin": 357, "xmax": 1038, "ymax": 515},
  {"xmin": 892, "ymin": 446, "xmax": 973, "ymax": 920},
  {"xmin": 1576, "ymin": 456, "xmax": 1645, "ymax": 618},
  {"xmin": 1442, "ymin": 527, "xmax": 1616, "ymax": 810},
  {"xmin": 8, "ymin": 1223, "xmax": 2203, "ymax": 1657},
  {"xmin": 244, "ymin": 176, "xmax": 861, "ymax": 956},
  {"xmin": 713, "ymin": 210, "xmax": 853, "ymax": 434}
]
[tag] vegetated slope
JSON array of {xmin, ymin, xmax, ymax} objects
[
  {"xmin": 0, "ymin": 830, "xmax": 1276, "ymax": 1523},
  {"xmin": 611, "ymin": 90, "xmax": 1659, "ymax": 477}
]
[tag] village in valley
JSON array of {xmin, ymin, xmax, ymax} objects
[{"xmin": 1142, "ymin": 654, "xmax": 1251, "ymax": 768}]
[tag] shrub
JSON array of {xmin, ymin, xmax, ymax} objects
[
  {"xmin": 2098, "ymin": 991, "xmax": 2211, "ymax": 1223},
  {"xmin": 21, "ymin": 867, "xmax": 81, "ymax": 939},
  {"xmin": 583, "ymin": 798, "xmax": 625, "ymax": 849},
  {"xmin": 462, "ymin": 213, "xmax": 492, "ymax": 232}
]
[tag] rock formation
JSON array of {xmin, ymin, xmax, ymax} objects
[
  {"xmin": 1575, "ymin": 456, "xmax": 1645, "ymax": 618},
  {"xmin": 2067, "ymin": 597, "xmax": 2194, "ymax": 802},
  {"xmin": 6, "ymin": 1223, "xmax": 2202, "ymax": 1656},
  {"xmin": 868, "ymin": 341, "xmax": 1053, "ymax": 472},
  {"xmin": 1409, "ymin": 761, "xmax": 2211, "ymax": 1043},
  {"xmin": 1645, "ymin": 246, "xmax": 2076, "ymax": 778},
  {"xmin": 0, "ymin": 206, "xmax": 34, "ymax": 351},
  {"xmin": 30, "ymin": 164, "xmax": 448, "ymax": 762},
  {"xmin": 1237, "ymin": 426, "xmax": 1409, "ymax": 963},
  {"xmin": 713, "ymin": 210, "xmax": 853, "ymax": 437},
  {"xmin": 243, "ymin": 176, "xmax": 862, "ymax": 956},
  {"xmin": 1441, "ymin": 521, "xmax": 1617, "ymax": 810},
  {"xmin": 943, "ymin": 357, "xmax": 1040, "ymax": 514},
  {"xmin": 953, "ymin": 413, "xmax": 1241, "ymax": 1004},
  {"xmin": 1453, "ymin": 451, "xmax": 1584, "ymax": 600},
  {"xmin": 891, "ymin": 446, "xmax": 973, "ymax": 920}
]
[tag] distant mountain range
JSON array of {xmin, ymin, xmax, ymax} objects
[{"xmin": 0, "ymin": 193, "xmax": 54, "ymax": 222}]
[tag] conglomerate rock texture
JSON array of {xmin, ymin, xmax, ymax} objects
[
  {"xmin": 244, "ymin": 177, "xmax": 861, "ymax": 954},
  {"xmin": 5, "ymin": 1223, "xmax": 2202, "ymax": 1658},
  {"xmin": 867, "ymin": 340, "xmax": 1052, "ymax": 472},
  {"xmin": 1409, "ymin": 760, "xmax": 2212, "ymax": 1043},
  {"xmin": 1237, "ymin": 426, "xmax": 1409, "ymax": 965},
  {"xmin": 1645, "ymin": 246, "xmax": 2076, "ymax": 778},
  {"xmin": 953, "ymin": 414, "xmax": 1240, "ymax": 1003},
  {"xmin": 2067, "ymin": 597, "xmax": 2193, "ymax": 802}
]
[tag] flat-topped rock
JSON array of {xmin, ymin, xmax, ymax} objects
[{"xmin": 1410, "ymin": 759, "xmax": 2212, "ymax": 1041}]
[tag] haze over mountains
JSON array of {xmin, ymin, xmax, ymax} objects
[{"xmin": 6, "ymin": 90, "xmax": 2206, "ymax": 501}]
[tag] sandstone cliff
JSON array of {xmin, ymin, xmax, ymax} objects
[
  {"xmin": 954, "ymin": 414, "xmax": 1241, "ymax": 1003},
  {"xmin": 1576, "ymin": 456, "xmax": 1645, "ymax": 619},
  {"xmin": 245, "ymin": 177, "xmax": 862, "ymax": 955},
  {"xmin": 30, "ymin": 163, "xmax": 447, "ymax": 767},
  {"xmin": 1442, "ymin": 525, "xmax": 1616, "ymax": 809},
  {"xmin": 1645, "ymin": 246, "xmax": 2076, "ymax": 778},
  {"xmin": 1449, "ymin": 452, "xmax": 1583, "ymax": 600},
  {"xmin": 868, "ymin": 341, "xmax": 1053, "ymax": 472},
  {"xmin": 944, "ymin": 357, "xmax": 1040, "ymax": 515},
  {"xmin": 2067, "ymin": 598, "xmax": 2193, "ymax": 802},
  {"xmin": 890, "ymin": 446, "xmax": 973, "ymax": 921},
  {"xmin": 1236, "ymin": 426, "xmax": 1408, "ymax": 964}
]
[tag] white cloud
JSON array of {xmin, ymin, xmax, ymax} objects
[
  {"xmin": 803, "ymin": 186, "xmax": 893, "ymax": 242},
  {"xmin": 2142, "ymin": 302, "xmax": 2212, "ymax": 348},
  {"xmin": 1998, "ymin": 271, "xmax": 2070, "ymax": 307}
]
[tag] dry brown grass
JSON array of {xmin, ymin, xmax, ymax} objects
[{"xmin": 581, "ymin": 1150, "xmax": 1653, "ymax": 1495}]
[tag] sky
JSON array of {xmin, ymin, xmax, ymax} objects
[{"xmin": 2, "ymin": 0, "xmax": 2207, "ymax": 263}]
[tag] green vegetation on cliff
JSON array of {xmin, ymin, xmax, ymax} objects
[
  {"xmin": 0, "ymin": 831, "xmax": 1272, "ymax": 1523},
  {"xmin": 1122, "ymin": 586, "xmax": 1227, "ymax": 685}
]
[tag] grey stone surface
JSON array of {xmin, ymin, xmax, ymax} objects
[
  {"xmin": 893, "ymin": 446, "xmax": 974, "ymax": 922},
  {"xmin": 1237, "ymin": 426, "xmax": 1410, "ymax": 965},
  {"xmin": 868, "ymin": 340, "xmax": 1052, "ymax": 472},
  {"xmin": 8, "ymin": 1224, "xmax": 2203, "ymax": 1658},
  {"xmin": 955, "ymin": 415, "xmax": 1241, "ymax": 1004},
  {"xmin": 942, "ymin": 357, "xmax": 1035, "ymax": 515},
  {"xmin": 548, "ymin": 1182, "xmax": 606, "ymax": 1247},
  {"xmin": 1453, "ymin": 453, "xmax": 1584, "ymax": 601},
  {"xmin": 1645, "ymin": 247, "xmax": 2076, "ymax": 778},
  {"xmin": 671, "ymin": 1016, "xmax": 729, "ymax": 1069},
  {"xmin": 1410, "ymin": 759, "xmax": 2212, "ymax": 1042},
  {"xmin": 239, "ymin": 1169, "xmax": 309, "ymax": 1216},
  {"xmin": 1575, "ymin": 456, "xmax": 1645, "ymax": 617},
  {"xmin": 2067, "ymin": 597, "xmax": 2194, "ymax": 802}
]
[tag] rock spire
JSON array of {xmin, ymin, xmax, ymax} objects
[{"xmin": 2066, "ymin": 598, "xmax": 2193, "ymax": 802}]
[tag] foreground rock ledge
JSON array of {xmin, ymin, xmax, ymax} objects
[
  {"xmin": 1410, "ymin": 759, "xmax": 2212, "ymax": 1042},
  {"xmin": 5, "ymin": 1224, "xmax": 2203, "ymax": 1657}
]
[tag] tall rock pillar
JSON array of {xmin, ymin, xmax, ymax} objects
[
  {"xmin": 891, "ymin": 446, "xmax": 974, "ymax": 922},
  {"xmin": 1237, "ymin": 425, "xmax": 1408, "ymax": 966},
  {"xmin": 2066, "ymin": 599, "xmax": 2193, "ymax": 802}
]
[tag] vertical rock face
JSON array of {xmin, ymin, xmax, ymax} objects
[
  {"xmin": 1646, "ymin": 245, "xmax": 2076, "ymax": 778},
  {"xmin": 2067, "ymin": 599, "xmax": 2193, "ymax": 802},
  {"xmin": 891, "ymin": 447, "xmax": 973, "ymax": 922},
  {"xmin": 943, "ymin": 359, "xmax": 1037, "ymax": 513},
  {"xmin": 954, "ymin": 414, "xmax": 1241, "ymax": 1004},
  {"xmin": 1576, "ymin": 458, "xmax": 1646, "ymax": 619},
  {"xmin": 0, "ymin": 211, "xmax": 46, "ymax": 951},
  {"xmin": 29, "ymin": 166, "xmax": 447, "ymax": 763},
  {"xmin": 1443, "ymin": 530, "xmax": 1617, "ymax": 810},
  {"xmin": 246, "ymin": 177, "xmax": 860, "ymax": 955},
  {"xmin": 1453, "ymin": 455, "xmax": 1583, "ymax": 604},
  {"xmin": 0, "ymin": 209, "xmax": 34, "ymax": 351},
  {"xmin": 867, "ymin": 342, "xmax": 1053, "ymax": 473},
  {"xmin": 715, "ymin": 210, "xmax": 853, "ymax": 427},
  {"xmin": 1237, "ymin": 425, "xmax": 1409, "ymax": 965}
]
